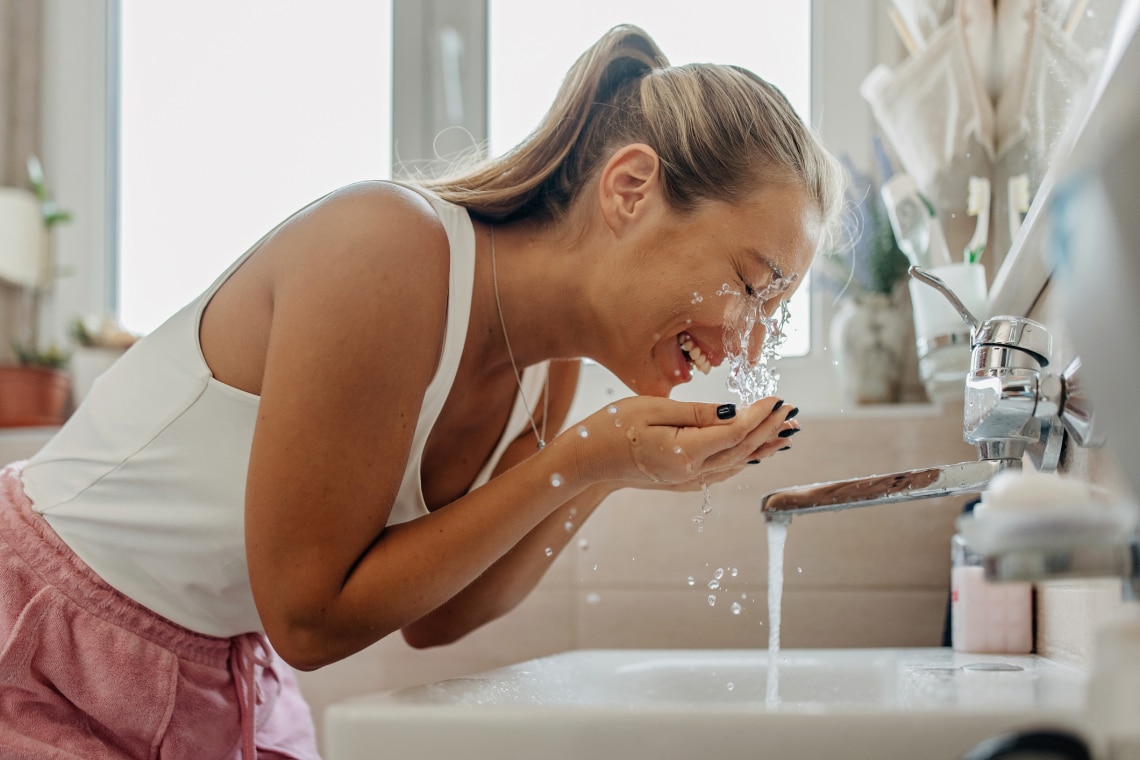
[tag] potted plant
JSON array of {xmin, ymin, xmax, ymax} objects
[
  {"xmin": 816, "ymin": 146, "xmax": 913, "ymax": 404},
  {"xmin": 0, "ymin": 155, "xmax": 72, "ymax": 427}
]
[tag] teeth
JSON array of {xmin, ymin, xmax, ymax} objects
[{"xmin": 678, "ymin": 333, "xmax": 712, "ymax": 375}]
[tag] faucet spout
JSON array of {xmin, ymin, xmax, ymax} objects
[{"xmin": 760, "ymin": 459, "xmax": 1022, "ymax": 516}]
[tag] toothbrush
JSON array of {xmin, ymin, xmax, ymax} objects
[
  {"xmin": 964, "ymin": 176, "xmax": 990, "ymax": 264},
  {"xmin": 1008, "ymin": 174, "xmax": 1030, "ymax": 243}
]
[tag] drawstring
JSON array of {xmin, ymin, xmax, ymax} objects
[{"xmin": 232, "ymin": 632, "xmax": 273, "ymax": 760}]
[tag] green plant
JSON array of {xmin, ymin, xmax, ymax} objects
[
  {"xmin": 11, "ymin": 340, "xmax": 69, "ymax": 370},
  {"xmin": 816, "ymin": 150, "xmax": 910, "ymax": 299},
  {"xmin": 27, "ymin": 155, "xmax": 72, "ymax": 230},
  {"xmin": 10, "ymin": 155, "xmax": 72, "ymax": 369}
]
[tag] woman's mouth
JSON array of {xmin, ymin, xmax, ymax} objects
[{"xmin": 678, "ymin": 332, "xmax": 712, "ymax": 375}]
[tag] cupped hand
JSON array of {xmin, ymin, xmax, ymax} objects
[{"xmin": 569, "ymin": 396, "xmax": 797, "ymax": 486}]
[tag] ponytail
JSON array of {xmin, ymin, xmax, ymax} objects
[{"xmin": 419, "ymin": 24, "xmax": 844, "ymax": 237}]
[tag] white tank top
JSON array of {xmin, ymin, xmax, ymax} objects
[{"xmin": 21, "ymin": 184, "xmax": 547, "ymax": 637}]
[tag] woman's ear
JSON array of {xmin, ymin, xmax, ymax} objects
[{"xmin": 597, "ymin": 144, "xmax": 661, "ymax": 235}]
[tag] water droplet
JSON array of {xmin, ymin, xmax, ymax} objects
[
  {"xmin": 796, "ymin": 567, "xmax": 803, "ymax": 573},
  {"xmin": 730, "ymin": 568, "xmax": 738, "ymax": 577},
  {"xmin": 691, "ymin": 515, "xmax": 704, "ymax": 524},
  {"xmin": 714, "ymin": 568, "xmax": 725, "ymax": 580},
  {"xmin": 569, "ymin": 507, "xmax": 577, "ymax": 517},
  {"xmin": 578, "ymin": 538, "xmax": 589, "ymax": 550},
  {"xmin": 708, "ymin": 595, "xmax": 717, "ymax": 606},
  {"xmin": 673, "ymin": 445, "xmax": 683, "ymax": 455},
  {"xmin": 606, "ymin": 404, "xmax": 618, "ymax": 414},
  {"xmin": 708, "ymin": 580, "xmax": 720, "ymax": 590},
  {"xmin": 726, "ymin": 681, "xmax": 735, "ymax": 691},
  {"xmin": 564, "ymin": 520, "xmax": 574, "ymax": 531},
  {"xmin": 586, "ymin": 592, "xmax": 601, "ymax": 604},
  {"xmin": 731, "ymin": 602, "xmax": 742, "ymax": 615},
  {"xmin": 577, "ymin": 425, "xmax": 589, "ymax": 438},
  {"xmin": 544, "ymin": 547, "xmax": 553, "ymax": 557},
  {"xmin": 613, "ymin": 418, "xmax": 622, "ymax": 427},
  {"xmin": 687, "ymin": 576, "xmax": 695, "ymax": 586},
  {"xmin": 550, "ymin": 473, "xmax": 564, "ymax": 487}
]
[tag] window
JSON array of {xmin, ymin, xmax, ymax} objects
[{"xmin": 116, "ymin": 1, "xmax": 393, "ymax": 334}]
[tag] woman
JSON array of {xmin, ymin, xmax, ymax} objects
[{"xmin": 0, "ymin": 24, "xmax": 843, "ymax": 760}]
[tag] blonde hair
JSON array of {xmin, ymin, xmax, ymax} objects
[{"xmin": 421, "ymin": 24, "xmax": 844, "ymax": 240}]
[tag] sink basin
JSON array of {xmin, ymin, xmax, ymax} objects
[{"xmin": 325, "ymin": 648, "xmax": 1090, "ymax": 760}]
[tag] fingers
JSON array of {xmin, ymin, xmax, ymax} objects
[{"xmin": 700, "ymin": 399, "xmax": 797, "ymax": 470}]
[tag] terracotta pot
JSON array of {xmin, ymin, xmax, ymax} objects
[{"xmin": 0, "ymin": 365, "xmax": 71, "ymax": 428}]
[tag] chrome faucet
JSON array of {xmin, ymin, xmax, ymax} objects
[{"xmin": 761, "ymin": 265, "xmax": 1104, "ymax": 518}]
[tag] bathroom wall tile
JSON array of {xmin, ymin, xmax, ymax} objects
[
  {"xmin": 574, "ymin": 588, "xmax": 949, "ymax": 650},
  {"xmin": 1036, "ymin": 579, "xmax": 1126, "ymax": 668},
  {"xmin": 574, "ymin": 407, "xmax": 974, "ymax": 592}
]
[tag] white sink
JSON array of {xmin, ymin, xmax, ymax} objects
[{"xmin": 325, "ymin": 648, "xmax": 1090, "ymax": 760}]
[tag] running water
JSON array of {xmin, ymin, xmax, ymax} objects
[{"xmin": 765, "ymin": 515, "xmax": 791, "ymax": 707}]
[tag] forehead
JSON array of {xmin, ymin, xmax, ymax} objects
[{"xmin": 709, "ymin": 184, "xmax": 821, "ymax": 277}]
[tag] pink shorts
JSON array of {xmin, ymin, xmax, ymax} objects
[{"xmin": 0, "ymin": 465, "xmax": 321, "ymax": 760}]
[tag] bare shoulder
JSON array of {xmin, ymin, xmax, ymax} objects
[{"xmin": 266, "ymin": 182, "xmax": 451, "ymax": 340}]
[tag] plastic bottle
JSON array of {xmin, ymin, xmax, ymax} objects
[{"xmin": 951, "ymin": 532, "xmax": 1033, "ymax": 654}]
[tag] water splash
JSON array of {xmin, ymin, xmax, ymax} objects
[{"xmin": 723, "ymin": 274, "xmax": 799, "ymax": 405}]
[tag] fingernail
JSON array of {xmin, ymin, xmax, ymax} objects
[
  {"xmin": 778, "ymin": 427, "xmax": 801, "ymax": 438},
  {"xmin": 772, "ymin": 399, "xmax": 784, "ymax": 412},
  {"xmin": 784, "ymin": 406, "xmax": 800, "ymax": 420},
  {"xmin": 778, "ymin": 445, "xmax": 792, "ymax": 451},
  {"xmin": 716, "ymin": 403, "xmax": 736, "ymax": 419},
  {"xmin": 747, "ymin": 459, "xmax": 760, "ymax": 465}
]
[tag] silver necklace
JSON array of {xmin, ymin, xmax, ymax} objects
[{"xmin": 490, "ymin": 227, "xmax": 549, "ymax": 449}]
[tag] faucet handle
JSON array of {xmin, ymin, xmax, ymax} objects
[
  {"xmin": 910, "ymin": 265, "xmax": 1053, "ymax": 366},
  {"xmin": 909, "ymin": 266, "xmax": 980, "ymax": 331},
  {"xmin": 974, "ymin": 317, "xmax": 1053, "ymax": 367},
  {"xmin": 1036, "ymin": 356, "xmax": 1108, "ymax": 447}
]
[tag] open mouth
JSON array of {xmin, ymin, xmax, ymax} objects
[{"xmin": 678, "ymin": 332, "xmax": 712, "ymax": 375}]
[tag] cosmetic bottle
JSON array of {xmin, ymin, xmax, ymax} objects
[{"xmin": 950, "ymin": 531, "xmax": 1033, "ymax": 654}]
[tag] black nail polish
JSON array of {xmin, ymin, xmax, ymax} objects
[
  {"xmin": 747, "ymin": 459, "xmax": 760, "ymax": 465},
  {"xmin": 716, "ymin": 403, "xmax": 736, "ymax": 419},
  {"xmin": 784, "ymin": 406, "xmax": 800, "ymax": 420},
  {"xmin": 778, "ymin": 427, "xmax": 800, "ymax": 438},
  {"xmin": 772, "ymin": 399, "xmax": 784, "ymax": 412},
  {"xmin": 778, "ymin": 446, "xmax": 792, "ymax": 451}
]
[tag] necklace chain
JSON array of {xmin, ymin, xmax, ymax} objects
[{"xmin": 490, "ymin": 227, "xmax": 548, "ymax": 449}]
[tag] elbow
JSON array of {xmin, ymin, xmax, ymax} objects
[
  {"xmin": 268, "ymin": 626, "xmax": 337, "ymax": 672},
  {"xmin": 400, "ymin": 624, "xmax": 460, "ymax": 650}
]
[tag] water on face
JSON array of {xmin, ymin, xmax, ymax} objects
[{"xmin": 722, "ymin": 274, "xmax": 798, "ymax": 406}]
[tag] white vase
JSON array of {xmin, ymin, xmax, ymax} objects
[{"xmin": 829, "ymin": 293, "xmax": 910, "ymax": 404}]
